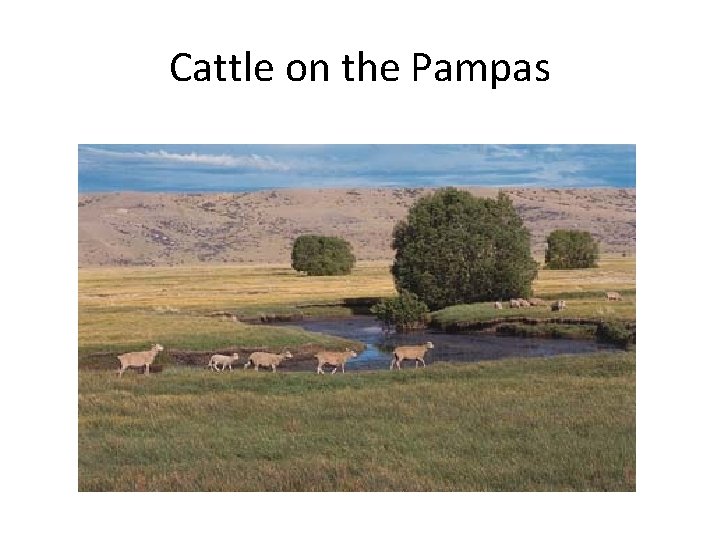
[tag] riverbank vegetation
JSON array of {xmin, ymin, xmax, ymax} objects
[
  {"xmin": 79, "ymin": 350, "xmax": 635, "ymax": 491},
  {"xmin": 79, "ymin": 256, "xmax": 634, "ymax": 361},
  {"xmin": 370, "ymin": 290, "xmax": 430, "ymax": 332},
  {"xmin": 430, "ymin": 255, "xmax": 634, "ymax": 337},
  {"xmin": 431, "ymin": 293, "xmax": 636, "ymax": 329}
]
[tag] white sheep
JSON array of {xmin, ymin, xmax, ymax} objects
[
  {"xmin": 316, "ymin": 349, "xmax": 357, "ymax": 374},
  {"xmin": 245, "ymin": 351, "xmax": 292, "ymax": 372},
  {"xmin": 208, "ymin": 353, "xmax": 239, "ymax": 372},
  {"xmin": 391, "ymin": 342, "xmax": 434, "ymax": 370},
  {"xmin": 117, "ymin": 344, "xmax": 164, "ymax": 376},
  {"xmin": 494, "ymin": 301, "xmax": 503, "ymax": 309}
]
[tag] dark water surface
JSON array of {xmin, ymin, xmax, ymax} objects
[{"xmin": 274, "ymin": 315, "xmax": 618, "ymax": 371}]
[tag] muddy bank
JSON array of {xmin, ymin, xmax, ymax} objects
[
  {"xmin": 494, "ymin": 323, "xmax": 597, "ymax": 340},
  {"xmin": 208, "ymin": 297, "xmax": 385, "ymax": 324},
  {"xmin": 79, "ymin": 343, "xmax": 350, "ymax": 372},
  {"xmin": 432, "ymin": 316, "xmax": 604, "ymax": 332},
  {"xmin": 237, "ymin": 313, "xmax": 305, "ymax": 324},
  {"xmin": 433, "ymin": 316, "xmax": 636, "ymax": 348}
]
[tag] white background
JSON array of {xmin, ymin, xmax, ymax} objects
[{"xmin": 2, "ymin": 1, "xmax": 718, "ymax": 539}]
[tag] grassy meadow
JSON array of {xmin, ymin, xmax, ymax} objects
[
  {"xmin": 79, "ymin": 351, "xmax": 635, "ymax": 491},
  {"xmin": 432, "ymin": 292, "xmax": 636, "ymax": 330},
  {"xmin": 79, "ymin": 256, "xmax": 635, "ymax": 356},
  {"xmin": 79, "ymin": 255, "xmax": 635, "ymax": 491},
  {"xmin": 79, "ymin": 261, "xmax": 394, "ymax": 360}
]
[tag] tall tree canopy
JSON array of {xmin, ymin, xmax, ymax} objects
[{"xmin": 391, "ymin": 188, "xmax": 538, "ymax": 310}]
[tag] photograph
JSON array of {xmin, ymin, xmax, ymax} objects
[{"xmin": 78, "ymin": 144, "xmax": 636, "ymax": 491}]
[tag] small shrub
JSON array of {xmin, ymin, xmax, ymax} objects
[
  {"xmin": 371, "ymin": 291, "xmax": 430, "ymax": 332},
  {"xmin": 597, "ymin": 321, "xmax": 636, "ymax": 349}
]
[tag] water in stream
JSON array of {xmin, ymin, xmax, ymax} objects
[{"xmin": 274, "ymin": 315, "xmax": 618, "ymax": 371}]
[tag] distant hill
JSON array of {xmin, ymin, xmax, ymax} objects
[{"xmin": 78, "ymin": 187, "xmax": 635, "ymax": 267}]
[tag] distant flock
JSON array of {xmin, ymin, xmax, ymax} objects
[
  {"xmin": 496, "ymin": 297, "xmax": 564, "ymax": 310},
  {"xmin": 115, "ymin": 291, "xmax": 623, "ymax": 376},
  {"xmin": 495, "ymin": 291, "xmax": 622, "ymax": 311}
]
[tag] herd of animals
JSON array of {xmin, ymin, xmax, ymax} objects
[
  {"xmin": 116, "ymin": 342, "xmax": 435, "ymax": 376},
  {"xmin": 115, "ymin": 291, "xmax": 623, "ymax": 377},
  {"xmin": 494, "ymin": 291, "xmax": 622, "ymax": 311}
]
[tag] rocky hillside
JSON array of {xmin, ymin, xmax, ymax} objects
[{"xmin": 78, "ymin": 187, "xmax": 636, "ymax": 266}]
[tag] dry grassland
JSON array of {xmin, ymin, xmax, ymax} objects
[{"xmin": 79, "ymin": 256, "xmax": 635, "ymax": 355}]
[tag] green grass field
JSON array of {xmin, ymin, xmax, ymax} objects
[
  {"xmin": 79, "ymin": 351, "xmax": 635, "ymax": 491},
  {"xmin": 79, "ymin": 256, "xmax": 635, "ymax": 491}
]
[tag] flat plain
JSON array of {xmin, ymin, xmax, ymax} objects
[
  {"xmin": 79, "ymin": 185, "xmax": 636, "ymax": 491},
  {"xmin": 79, "ymin": 352, "xmax": 635, "ymax": 491},
  {"xmin": 79, "ymin": 256, "xmax": 634, "ymax": 356},
  {"xmin": 79, "ymin": 256, "xmax": 635, "ymax": 491}
]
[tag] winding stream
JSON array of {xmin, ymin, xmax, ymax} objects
[{"xmin": 274, "ymin": 315, "xmax": 619, "ymax": 371}]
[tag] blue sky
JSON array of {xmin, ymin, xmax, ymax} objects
[{"xmin": 78, "ymin": 144, "xmax": 635, "ymax": 192}]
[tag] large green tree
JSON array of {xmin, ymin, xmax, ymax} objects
[
  {"xmin": 291, "ymin": 235, "xmax": 356, "ymax": 276},
  {"xmin": 391, "ymin": 188, "xmax": 538, "ymax": 310},
  {"xmin": 544, "ymin": 229, "xmax": 599, "ymax": 269}
]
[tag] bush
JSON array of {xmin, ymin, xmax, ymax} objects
[
  {"xmin": 291, "ymin": 235, "xmax": 356, "ymax": 276},
  {"xmin": 371, "ymin": 291, "xmax": 430, "ymax": 332},
  {"xmin": 391, "ymin": 188, "xmax": 538, "ymax": 310},
  {"xmin": 545, "ymin": 229, "xmax": 599, "ymax": 269},
  {"xmin": 597, "ymin": 321, "xmax": 636, "ymax": 349}
]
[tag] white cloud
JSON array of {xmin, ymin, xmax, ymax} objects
[
  {"xmin": 81, "ymin": 147, "xmax": 291, "ymax": 171},
  {"xmin": 478, "ymin": 145, "xmax": 528, "ymax": 159},
  {"xmin": 78, "ymin": 144, "xmax": 634, "ymax": 191}
]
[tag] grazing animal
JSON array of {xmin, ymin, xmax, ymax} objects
[
  {"xmin": 509, "ymin": 299, "xmax": 521, "ymax": 309},
  {"xmin": 550, "ymin": 300, "xmax": 567, "ymax": 311},
  {"xmin": 518, "ymin": 298, "xmax": 531, "ymax": 307},
  {"xmin": 494, "ymin": 301, "xmax": 503, "ymax": 310},
  {"xmin": 208, "ymin": 353, "xmax": 239, "ymax": 372},
  {"xmin": 117, "ymin": 344, "xmax": 164, "ymax": 376},
  {"xmin": 316, "ymin": 348, "xmax": 357, "ymax": 374},
  {"xmin": 391, "ymin": 342, "xmax": 434, "ymax": 370},
  {"xmin": 245, "ymin": 351, "xmax": 292, "ymax": 372},
  {"xmin": 606, "ymin": 291, "xmax": 623, "ymax": 301},
  {"xmin": 529, "ymin": 297, "xmax": 545, "ymax": 306}
]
